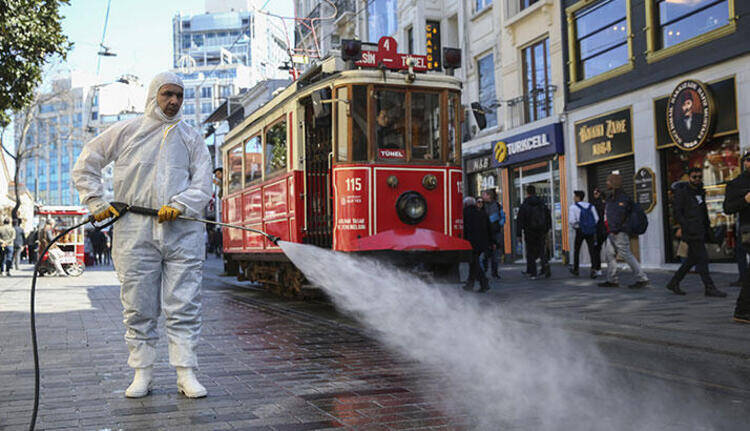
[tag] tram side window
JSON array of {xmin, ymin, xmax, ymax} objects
[
  {"xmin": 336, "ymin": 87, "xmax": 348, "ymax": 161},
  {"xmin": 244, "ymin": 135, "xmax": 262, "ymax": 185},
  {"xmin": 448, "ymin": 92, "xmax": 459, "ymax": 163},
  {"xmin": 265, "ymin": 120, "xmax": 287, "ymax": 176},
  {"xmin": 351, "ymin": 86, "xmax": 368, "ymax": 161},
  {"xmin": 411, "ymin": 92, "xmax": 441, "ymax": 161},
  {"xmin": 228, "ymin": 144, "xmax": 243, "ymax": 194},
  {"xmin": 374, "ymin": 90, "xmax": 406, "ymax": 160}
]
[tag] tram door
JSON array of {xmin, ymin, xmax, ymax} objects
[{"xmin": 303, "ymin": 98, "xmax": 333, "ymax": 248}]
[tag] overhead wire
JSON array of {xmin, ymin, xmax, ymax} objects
[{"xmin": 95, "ymin": 0, "xmax": 113, "ymax": 76}]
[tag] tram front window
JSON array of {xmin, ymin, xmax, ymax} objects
[
  {"xmin": 411, "ymin": 92, "xmax": 441, "ymax": 161},
  {"xmin": 375, "ymin": 90, "xmax": 406, "ymax": 160}
]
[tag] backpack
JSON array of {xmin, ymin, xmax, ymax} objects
[
  {"xmin": 527, "ymin": 202, "xmax": 548, "ymax": 232},
  {"xmin": 576, "ymin": 202, "xmax": 597, "ymax": 236},
  {"xmin": 626, "ymin": 200, "xmax": 648, "ymax": 236}
]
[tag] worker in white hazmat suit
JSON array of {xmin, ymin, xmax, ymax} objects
[{"xmin": 72, "ymin": 72, "xmax": 212, "ymax": 398}]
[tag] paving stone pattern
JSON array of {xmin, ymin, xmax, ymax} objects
[{"xmin": 0, "ymin": 263, "xmax": 471, "ymax": 431}]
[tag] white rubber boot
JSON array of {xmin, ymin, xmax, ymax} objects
[
  {"xmin": 125, "ymin": 367, "xmax": 153, "ymax": 398},
  {"xmin": 176, "ymin": 367, "xmax": 207, "ymax": 398}
]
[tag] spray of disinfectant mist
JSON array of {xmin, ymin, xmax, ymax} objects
[{"xmin": 279, "ymin": 241, "xmax": 719, "ymax": 430}]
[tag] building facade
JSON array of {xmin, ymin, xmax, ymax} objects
[
  {"xmin": 561, "ymin": 0, "xmax": 749, "ymax": 267},
  {"xmin": 173, "ymin": 1, "xmax": 289, "ymax": 130}
]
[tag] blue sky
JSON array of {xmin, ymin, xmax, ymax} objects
[{"xmin": 58, "ymin": 0, "xmax": 295, "ymax": 83}]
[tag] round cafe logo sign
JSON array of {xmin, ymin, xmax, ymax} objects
[{"xmin": 666, "ymin": 79, "xmax": 715, "ymax": 151}]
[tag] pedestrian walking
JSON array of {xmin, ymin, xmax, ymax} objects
[
  {"xmin": 590, "ymin": 187, "xmax": 606, "ymax": 277},
  {"xmin": 103, "ymin": 230, "xmax": 112, "ymax": 265},
  {"xmin": 0, "ymin": 219, "xmax": 16, "ymax": 275},
  {"xmin": 463, "ymin": 197, "xmax": 491, "ymax": 292},
  {"xmin": 516, "ymin": 185, "xmax": 551, "ymax": 279},
  {"xmin": 12, "ymin": 219, "xmax": 25, "ymax": 270},
  {"xmin": 27, "ymin": 223, "xmax": 40, "ymax": 264},
  {"xmin": 731, "ymin": 218, "xmax": 748, "ymax": 287},
  {"xmin": 665, "ymin": 168, "xmax": 726, "ymax": 297},
  {"xmin": 723, "ymin": 150, "xmax": 750, "ymax": 323},
  {"xmin": 598, "ymin": 173, "xmax": 649, "ymax": 289},
  {"xmin": 481, "ymin": 190, "xmax": 505, "ymax": 279},
  {"xmin": 568, "ymin": 190, "xmax": 599, "ymax": 278}
]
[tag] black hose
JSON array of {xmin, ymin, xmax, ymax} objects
[{"xmin": 28, "ymin": 217, "xmax": 93, "ymax": 431}]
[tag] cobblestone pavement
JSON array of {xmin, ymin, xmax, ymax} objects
[{"xmin": 1, "ymin": 257, "xmax": 749, "ymax": 430}]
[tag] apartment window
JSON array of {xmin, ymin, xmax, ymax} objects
[
  {"xmin": 477, "ymin": 53, "xmax": 498, "ymax": 129},
  {"xmin": 192, "ymin": 34, "xmax": 204, "ymax": 47},
  {"xmin": 520, "ymin": 0, "xmax": 538, "ymax": 10},
  {"xmin": 475, "ymin": 0, "xmax": 493, "ymax": 13},
  {"xmin": 574, "ymin": 0, "xmax": 628, "ymax": 81},
  {"xmin": 368, "ymin": 0, "xmax": 397, "ymax": 42},
  {"xmin": 522, "ymin": 38, "xmax": 552, "ymax": 123},
  {"xmin": 184, "ymin": 103, "xmax": 195, "ymax": 115},
  {"xmin": 656, "ymin": 0, "xmax": 729, "ymax": 49},
  {"xmin": 201, "ymin": 87, "xmax": 212, "ymax": 98},
  {"xmin": 184, "ymin": 87, "xmax": 195, "ymax": 99},
  {"xmin": 182, "ymin": 35, "xmax": 191, "ymax": 49},
  {"xmin": 201, "ymin": 102, "xmax": 212, "ymax": 114},
  {"xmin": 220, "ymin": 85, "xmax": 232, "ymax": 98},
  {"xmin": 265, "ymin": 120, "xmax": 287, "ymax": 176}
]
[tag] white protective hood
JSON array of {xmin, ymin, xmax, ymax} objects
[{"xmin": 145, "ymin": 71, "xmax": 183, "ymax": 124}]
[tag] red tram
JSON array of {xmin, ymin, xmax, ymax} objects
[{"xmin": 220, "ymin": 38, "xmax": 471, "ymax": 297}]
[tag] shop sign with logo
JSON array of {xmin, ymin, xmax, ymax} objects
[
  {"xmin": 491, "ymin": 122, "xmax": 564, "ymax": 168},
  {"xmin": 666, "ymin": 79, "xmax": 716, "ymax": 151},
  {"xmin": 466, "ymin": 154, "xmax": 492, "ymax": 174},
  {"xmin": 634, "ymin": 167, "xmax": 656, "ymax": 213},
  {"xmin": 575, "ymin": 108, "xmax": 633, "ymax": 166}
]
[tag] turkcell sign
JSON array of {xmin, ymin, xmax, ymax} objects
[{"xmin": 491, "ymin": 122, "xmax": 564, "ymax": 168}]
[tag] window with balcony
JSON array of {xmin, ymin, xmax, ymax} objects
[
  {"xmin": 573, "ymin": 0, "xmax": 629, "ymax": 82},
  {"xmin": 656, "ymin": 0, "xmax": 729, "ymax": 49},
  {"xmin": 368, "ymin": 0, "xmax": 397, "ymax": 42},
  {"xmin": 522, "ymin": 38, "xmax": 552, "ymax": 123},
  {"xmin": 477, "ymin": 53, "xmax": 498, "ymax": 129}
]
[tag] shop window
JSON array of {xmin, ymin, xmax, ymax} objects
[
  {"xmin": 522, "ymin": 38, "xmax": 552, "ymax": 124},
  {"xmin": 477, "ymin": 53, "xmax": 498, "ymax": 129},
  {"xmin": 227, "ymin": 144, "xmax": 243, "ymax": 194},
  {"xmin": 656, "ymin": 0, "xmax": 729, "ymax": 50},
  {"xmin": 265, "ymin": 120, "xmax": 287, "ymax": 176},
  {"xmin": 411, "ymin": 92, "xmax": 441, "ymax": 161},
  {"xmin": 573, "ymin": 0, "xmax": 628, "ymax": 81},
  {"xmin": 368, "ymin": 0, "xmax": 397, "ymax": 42},
  {"xmin": 351, "ymin": 86, "xmax": 368, "ymax": 161},
  {"xmin": 374, "ymin": 89, "xmax": 406, "ymax": 160},
  {"xmin": 244, "ymin": 135, "xmax": 262, "ymax": 185},
  {"xmin": 663, "ymin": 136, "xmax": 739, "ymax": 262}
]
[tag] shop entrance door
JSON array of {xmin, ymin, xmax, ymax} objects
[{"xmin": 510, "ymin": 159, "xmax": 563, "ymax": 263}]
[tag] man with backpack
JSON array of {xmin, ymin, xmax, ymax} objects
[
  {"xmin": 598, "ymin": 173, "xmax": 649, "ymax": 289},
  {"xmin": 568, "ymin": 190, "xmax": 599, "ymax": 278},
  {"xmin": 481, "ymin": 189, "xmax": 505, "ymax": 279},
  {"xmin": 666, "ymin": 168, "xmax": 726, "ymax": 297},
  {"xmin": 516, "ymin": 185, "xmax": 551, "ymax": 279}
]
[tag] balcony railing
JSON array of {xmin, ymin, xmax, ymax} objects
[{"xmin": 505, "ymin": 85, "xmax": 557, "ymax": 129}]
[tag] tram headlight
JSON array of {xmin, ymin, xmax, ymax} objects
[{"xmin": 396, "ymin": 191, "xmax": 428, "ymax": 225}]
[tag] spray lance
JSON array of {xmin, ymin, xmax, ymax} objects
[{"xmin": 27, "ymin": 202, "xmax": 279, "ymax": 431}]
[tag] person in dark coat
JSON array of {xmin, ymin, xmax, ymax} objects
[
  {"xmin": 463, "ymin": 196, "xmax": 491, "ymax": 292},
  {"xmin": 666, "ymin": 168, "xmax": 726, "ymax": 297},
  {"xmin": 516, "ymin": 185, "xmax": 551, "ymax": 279},
  {"xmin": 724, "ymin": 151, "xmax": 750, "ymax": 323},
  {"xmin": 590, "ymin": 187, "xmax": 606, "ymax": 277}
]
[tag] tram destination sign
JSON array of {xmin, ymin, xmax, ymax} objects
[
  {"xmin": 355, "ymin": 36, "xmax": 429, "ymax": 72},
  {"xmin": 575, "ymin": 108, "xmax": 633, "ymax": 166},
  {"xmin": 634, "ymin": 167, "xmax": 656, "ymax": 213}
]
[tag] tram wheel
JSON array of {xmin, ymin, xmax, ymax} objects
[{"xmin": 65, "ymin": 261, "xmax": 84, "ymax": 277}]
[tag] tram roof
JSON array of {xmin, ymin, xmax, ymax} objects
[{"xmin": 222, "ymin": 57, "xmax": 463, "ymax": 150}]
